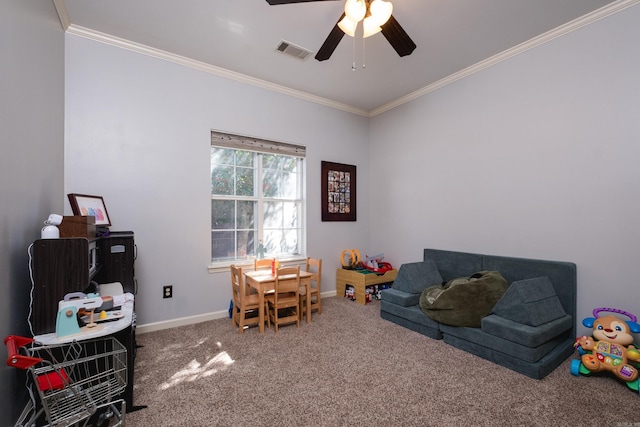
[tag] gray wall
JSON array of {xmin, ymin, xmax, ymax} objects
[
  {"xmin": 369, "ymin": 3, "xmax": 640, "ymax": 337},
  {"xmin": 0, "ymin": 0, "xmax": 64, "ymax": 424},
  {"xmin": 64, "ymin": 35, "xmax": 371, "ymax": 328}
]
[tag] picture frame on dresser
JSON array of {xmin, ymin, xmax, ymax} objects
[
  {"xmin": 321, "ymin": 161, "xmax": 356, "ymax": 221},
  {"xmin": 68, "ymin": 193, "xmax": 112, "ymax": 226}
]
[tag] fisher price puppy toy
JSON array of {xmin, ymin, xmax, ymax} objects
[{"xmin": 572, "ymin": 307, "xmax": 640, "ymax": 392}]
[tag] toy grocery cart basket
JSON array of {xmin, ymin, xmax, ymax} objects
[{"xmin": 4, "ymin": 335, "xmax": 127, "ymax": 427}]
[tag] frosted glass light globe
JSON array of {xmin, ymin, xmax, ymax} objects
[
  {"xmin": 369, "ymin": 0, "xmax": 393, "ymax": 26},
  {"xmin": 344, "ymin": 0, "xmax": 366, "ymax": 22}
]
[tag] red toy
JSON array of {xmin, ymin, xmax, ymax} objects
[{"xmin": 361, "ymin": 253, "xmax": 393, "ymax": 274}]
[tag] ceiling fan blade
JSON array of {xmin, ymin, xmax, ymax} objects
[
  {"xmin": 314, "ymin": 13, "xmax": 346, "ymax": 61},
  {"xmin": 380, "ymin": 15, "xmax": 417, "ymax": 57},
  {"xmin": 266, "ymin": 0, "xmax": 340, "ymax": 5}
]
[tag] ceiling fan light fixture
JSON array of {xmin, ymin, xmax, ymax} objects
[
  {"xmin": 344, "ymin": 0, "xmax": 366, "ymax": 22},
  {"xmin": 369, "ymin": 0, "xmax": 393, "ymax": 26},
  {"xmin": 340, "ymin": 0, "xmax": 392, "ymax": 38},
  {"xmin": 270, "ymin": 0, "xmax": 415, "ymax": 63},
  {"xmin": 362, "ymin": 17, "xmax": 382, "ymax": 38},
  {"xmin": 338, "ymin": 16, "xmax": 358, "ymax": 37}
]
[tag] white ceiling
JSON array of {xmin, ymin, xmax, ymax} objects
[{"xmin": 57, "ymin": 0, "xmax": 621, "ymax": 115}]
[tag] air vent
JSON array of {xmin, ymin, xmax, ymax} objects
[{"xmin": 275, "ymin": 40, "xmax": 312, "ymax": 61}]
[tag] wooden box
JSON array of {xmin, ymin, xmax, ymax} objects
[
  {"xmin": 336, "ymin": 268, "xmax": 398, "ymax": 305},
  {"xmin": 59, "ymin": 215, "xmax": 96, "ymax": 239}
]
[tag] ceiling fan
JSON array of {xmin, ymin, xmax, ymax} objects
[{"xmin": 266, "ymin": 0, "xmax": 416, "ymax": 61}]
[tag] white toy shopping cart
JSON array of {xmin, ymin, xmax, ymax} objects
[{"xmin": 4, "ymin": 335, "xmax": 127, "ymax": 427}]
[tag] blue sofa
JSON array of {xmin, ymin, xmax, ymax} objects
[{"xmin": 380, "ymin": 249, "xmax": 577, "ymax": 379}]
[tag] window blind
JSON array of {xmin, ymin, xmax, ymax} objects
[{"xmin": 211, "ymin": 130, "xmax": 306, "ymax": 157}]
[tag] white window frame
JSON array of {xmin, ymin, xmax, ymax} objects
[{"xmin": 208, "ymin": 131, "xmax": 306, "ymax": 272}]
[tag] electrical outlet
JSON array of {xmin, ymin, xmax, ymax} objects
[{"xmin": 163, "ymin": 285, "xmax": 173, "ymax": 299}]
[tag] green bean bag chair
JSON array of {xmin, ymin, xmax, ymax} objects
[{"xmin": 419, "ymin": 270, "xmax": 508, "ymax": 327}]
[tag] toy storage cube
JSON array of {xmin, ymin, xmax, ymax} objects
[{"xmin": 336, "ymin": 268, "xmax": 397, "ymax": 305}]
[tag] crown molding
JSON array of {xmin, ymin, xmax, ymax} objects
[
  {"xmin": 55, "ymin": 0, "xmax": 639, "ymax": 118},
  {"xmin": 370, "ymin": 0, "xmax": 640, "ymax": 116},
  {"xmin": 53, "ymin": 0, "xmax": 70, "ymax": 31},
  {"xmin": 60, "ymin": 20, "xmax": 369, "ymax": 118}
]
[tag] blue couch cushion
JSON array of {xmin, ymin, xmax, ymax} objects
[
  {"xmin": 481, "ymin": 313, "xmax": 573, "ymax": 348},
  {"xmin": 380, "ymin": 301, "xmax": 441, "ymax": 331},
  {"xmin": 424, "ymin": 249, "xmax": 483, "ymax": 282},
  {"xmin": 491, "ymin": 277, "xmax": 567, "ymax": 326},
  {"xmin": 482, "ymin": 255, "xmax": 576, "ymax": 337},
  {"xmin": 392, "ymin": 260, "xmax": 443, "ymax": 294},
  {"xmin": 380, "ymin": 288, "xmax": 420, "ymax": 307},
  {"xmin": 440, "ymin": 323, "xmax": 571, "ymax": 363}
]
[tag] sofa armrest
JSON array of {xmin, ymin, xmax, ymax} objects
[{"xmin": 380, "ymin": 288, "xmax": 421, "ymax": 307}]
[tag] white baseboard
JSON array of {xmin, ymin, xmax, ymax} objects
[
  {"xmin": 136, "ymin": 310, "xmax": 229, "ymax": 334},
  {"xmin": 136, "ymin": 290, "xmax": 337, "ymax": 334}
]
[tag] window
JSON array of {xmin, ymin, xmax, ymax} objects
[{"xmin": 210, "ymin": 131, "xmax": 305, "ymax": 264}]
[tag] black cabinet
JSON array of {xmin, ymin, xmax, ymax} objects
[
  {"xmin": 30, "ymin": 231, "xmax": 142, "ymax": 412},
  {"xmin": 31, "ymin": 238, "xmax": 94, "ymax": 336},
  {"xmin": 94, "ymin": 232, "xmax": 137, "ymax": 294},
  {"xmin": 31, "ymin": 232, "xmax": 136, "ymax": 335},
  {"xmin": 112, "ymin": 316, "xmax": 141, "ymax": 412}
]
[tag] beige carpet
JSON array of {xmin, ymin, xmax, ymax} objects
[{"xmin": 126, "ymin": 297, "xmax": 639, "ymax": 427}]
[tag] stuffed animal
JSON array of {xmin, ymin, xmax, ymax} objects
[{"xmin": 576, "ymin": 308, "xmax": 640, "ymax": 382}]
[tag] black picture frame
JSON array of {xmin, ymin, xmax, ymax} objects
[
  {"xmin": 321, "ymin": 161, "xmax": 356, "ymax": 221},
  {"xmin": 67, "ymin": 193, "xmax": 112, "ymax": 226}
]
